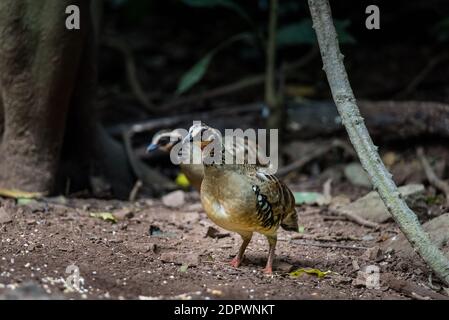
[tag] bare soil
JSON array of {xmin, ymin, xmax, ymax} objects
[{"xmin": 0, "ymin": 189, "xmax": 441, "ymax": 300}]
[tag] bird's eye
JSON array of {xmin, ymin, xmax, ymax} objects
[{"xmin": 158, "ymin": 136, "xmax": 171, "ymax": 146}]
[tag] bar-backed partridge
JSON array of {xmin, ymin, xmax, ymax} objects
[
  {"xmin": 147, "ymin": 129, "xmax": 204, "ymax": 191},
  {"xmin": 148, "ymin": 128, "xmax": 271, "ymax": 192},
  {"xmin": 183, "ymin": 123, "xmax": 298, "ymax": 274}
]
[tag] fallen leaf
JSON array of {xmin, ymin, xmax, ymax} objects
[
  {"xmin": 89, "ymin": 212, "xmax": 117, "ymax": 223},
  {"xmin": 0, "ymin": 188, "xmax": 43, "ymax": 199},
  {"xmin": 289, "ymin": 268, "xmax": 331, "ymax": 279},
  {"xmin": 175, "ymin": 173, "xmax": 190, "ymax": 188},
  {"xmin": 179, "ymin": 264, "xmax": 189, "ymax": 272},
  {"xmin": 293, "ymin": 192, "xmax": 327, "ymax": 205}
]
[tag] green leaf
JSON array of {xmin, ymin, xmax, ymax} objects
[
  {"xmin": 17, "ymin": 198, "xmax": 36, "ymax": 206},
  {"xmin": 277, "ymin": 21, "xmax": 316, "ymax": 47},
  {"xmin": 89, "ymin": 212, "xmax": 118, "ymax": 223},
  {"xmin": 179, "ymin": 264, "xmax": 189, "ymax": 272},
  {"xmin": 277, "ymin": 19, "xmax": 355, "ymax": 48},
  {"xmin": 176, "ymin": 54, "xmax": 212, "ymax": 95},
  {"xmin": 334, "ymin": 19, "xmax": 356, "ymax": 44},
  {"xmin": 176, "ymin": 32, "xmax": 252, "ymax": 95},
  {"xmin": 293, "ymin": 192, "xmax": 322, "ymax": 205},
  {"xmin": 289, "ymin": 268, "xmax": 331, "ymax": 279}
]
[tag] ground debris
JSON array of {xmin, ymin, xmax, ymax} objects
[{"xmin": 162, "ymin": 190, "xmax": 185, "ymax": 208}]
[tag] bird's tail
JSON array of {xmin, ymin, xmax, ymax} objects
[{"xmin": 281, "ymin": 208, "xmax": 299, "ymax": 232}]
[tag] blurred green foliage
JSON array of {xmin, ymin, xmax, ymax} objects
[
  {"xmin": 177, "ymin": 0, "xmax": 354, "ymax": 94},
  {"xmin": 433, "ymin": 17, "xmax": 449, "ymax": 42}
]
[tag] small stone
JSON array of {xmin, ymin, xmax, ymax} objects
[
  {"xmin": 362, "ymin": 246, "xmax": 382, "ymax": 261},
  {"xmin": 126, "ymin": 242, "xmax": 152, "ymax": 254},
  {"xmin": 160, "ymin": 252, "xmax": 200, "ymax": 266},
  {"xmin": 205, "ymin": 226, "xmax": 230, "ymax": 239},
  {"xmin": 162, "ymin": 190, "xmax": 185, "ymax": 208},
  {"xmin": 344, "ymin": 162, "xmax": 371, "ymax": 188},
  {"xmin": 276, "ymin": 261, "xmax": 294, "ymax": 273},
  {"xmin": 113, "ymin": 208, "xmax": 134, "ymax": 220},
  {"xmin": 0, "ymin": 207, "xmax": 12, "ymax": 224}
]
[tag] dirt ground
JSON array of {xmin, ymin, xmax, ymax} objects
[{"xmin": 0, "ymin": 186, "xmax": 443, "ymax": 300}]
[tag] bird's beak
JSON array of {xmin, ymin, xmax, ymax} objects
[{"xmin": 146, "ymin": 143, "xmax": 159, "ymax": 153}]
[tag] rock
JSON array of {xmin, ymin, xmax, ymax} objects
[
  {"xmin": 186, "ymin": 203, "xmax": 204, "ymax": 212},
  {"xmin": 113, "ymin": 208, "xmax": 134, "ymax": 220},
  {"xmin": 182, "ymin": 211, "xmax": 200, "ymax": 224},
  {"xmin": 341, "ymin": 184, "xmax": 425, "ymax": 223},
  {"xmin": 352, "ymin": 265, "xmax": 381, "ymax": 289},
  {"xmin": 0, "ymin": 207, "xmax": 12, "ymax": 224},
  {"xmin": 0, "ymin": 281, "xmax": 63, "ymax": 300},
  {"xmin": 382, "ymin": 213, "xmax": 449, "ymax": 261},
  {"xmin": 205, "ymin": 226, "xmax": 230, "ymax": 239},
  {"xmin": 160, "ymin": 252, "xmax": 200, "ymax": 266},
  {"xmin": 362, "ymin": 246, "xmax": 383, "ymax": 261},
  {"xmin": 276, "ymin": 261, "xmax": 294, "ymax": 273},
  {"xmin": 344, "ymin": 162, "xmax": 371, "ymax": 188},
  {"xmin": 162, "ymin": 190, "xmax": 185, "ymax": 208},
  {"xmin": 126, "ymin": 242, "xmax": 152, "ymax": 254},
  {"xmin": 149, "ymin": 225, "xmax": 163, "ymax": 236}
]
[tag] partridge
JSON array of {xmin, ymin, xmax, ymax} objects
[
  {"xmin": 148, "ymin": 128, "xmax": 271, "ymax": 192},
  {"xmin": 184, "ymin": 123, "xmax": 298, "ymax": 274},
  {"xmin": 147, "ymin": 129, "xmax": 204, "ymax": 191}
]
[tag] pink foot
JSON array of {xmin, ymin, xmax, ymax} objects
[
  {"xmin": 262, "ymin": 266, "xmax": 273, "ymax": 274},
  {"xmin": 230, "ymin": 257, "xmax": 241, "ymax": 268}
]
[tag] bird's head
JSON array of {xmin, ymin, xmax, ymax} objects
[
  {"xmin": 182, "ymin": 122, "xmax": 221, "ymax": 150},
  {"xmin": 146, "ymin": 129, "xmax": 183, "ymax": 153}
]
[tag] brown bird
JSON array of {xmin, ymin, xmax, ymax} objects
[
  {"xmin": 148, "ymin": 128, "xmax": 271, "ymax": 192},
  {"xmin": 184, "ymin": 123, "xmax": 298, "ymax": 274},
  {"xmin": 147, "ymin": 129, "xmax": 204, "ymax": 191}
]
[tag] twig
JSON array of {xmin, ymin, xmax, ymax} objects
[
  {"xmin": 383, "ymin": 273, "xmax": 449, "ymax": 300},
  {"xmin": 417, "ymin": 147, "xmax": 449, "ymax": 206},
  {"xmin": 103, "ymin": 37, "xmax": 155, "ymax": 112},
  {"xmin": 329, "ymin": 208, "xmax": 380, "ymax": 229},
  {"xmin": 291, "ymin": 233, "xmax": 361, "ymax": 242},
  {"xmin": 308, "ymin": 0, "xmax": 449, "ymax": 285},
  {"xmin": 265, "ymin": 0, "xmax": 279, "ymax": 126},
  {"xmin": 277, "ymin": 139, "xmax": 355, "ymax": 176},
  {"xmin": 129, "ymin": 180, "xmax": 143, "ymax": 202},
  {"xmin": 396, "ymin": 53, "xmax": 447, "ymax": 98},
  {"xmin": 292, "ymin": 240, "xmax": 368, "ymax": 250},
  {"xmin": 107, "ymin": 103, "xmax": 263, "ymax": 137}
]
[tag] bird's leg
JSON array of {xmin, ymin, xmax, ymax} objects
[
  {"xmin": 263, "ymin": 235, "xmax": 277, "ymax": 274},
  {"xmin": 230, "ymin": 233, "xmax": 253, "ymax": 268}
]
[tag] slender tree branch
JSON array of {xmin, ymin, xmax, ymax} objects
[
  {"xmin": 265, "ymin": 0, "xmax": 278, "ymax": 110},
  {"xmin": 103, "ymin": 37, "xmax": 156, "ymax": 112},
  {"xmin": 308, "ymin": 0, "xmax": 449, "ymax": 285},
  {"xmin": 158, "ymin": 48, "xmax": 318, "ymax": 113},
  {"xmin": 417, "ymin": 147, "xmax": 449, "ymax": 206}
]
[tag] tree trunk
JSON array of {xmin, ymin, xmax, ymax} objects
[
  {"xmin": 308, "ymin": 0, "xmax": 449, "ymax": 285},
  {"xmin": 0, "ymin": 1, "xmax": 89, "ymax": 194}
]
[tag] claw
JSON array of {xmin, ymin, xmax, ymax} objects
[
  {"xmin": 262, "ymin": 266, "xmax": 273, "ymax": 274},
  {"xmin": 230, "ymin": 257, "xmax": 241, "ymax": 268}
]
